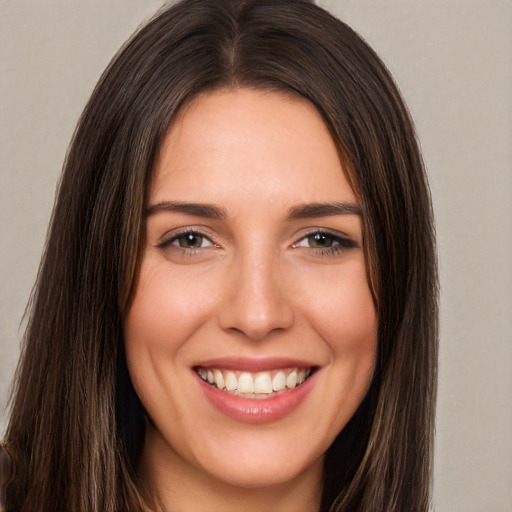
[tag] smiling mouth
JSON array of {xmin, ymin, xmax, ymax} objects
[{"xmin": 195, "ymin": 367, "xmax": 313, "ymax": 399}]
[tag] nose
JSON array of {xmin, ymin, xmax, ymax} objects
[{"xmin": 217, "ymin": 251, "xmax": 294, "ymax": 341}]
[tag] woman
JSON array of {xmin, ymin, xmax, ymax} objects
[{"xmin": 2, "ymin": 0, "xmax": 438, "ymax": 510}]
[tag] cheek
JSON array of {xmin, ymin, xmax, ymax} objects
[
  {"xmin": 307, "ymin": 265, "xmax": 377, "ymax": 428},
  {"xmin": 299, "ymin": 262, "xmax": 377, "ymax": 361},
  {"xmin": 123, "ymin": 260, "xmax": 218, "ymax": 408},
  {"xmin": 324, "ymin": 294, "xmax": 376, "ymax": 384},
  {"xmin": 124, "ymin": 261, "xmax": 214, "ymax": 356}
]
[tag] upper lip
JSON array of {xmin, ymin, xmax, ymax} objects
[{"xmin": 193, "ymin": 356, "xmax": 318, "ymax": 372}]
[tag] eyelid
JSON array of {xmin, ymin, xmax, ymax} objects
[
  {"xmin": 291, "ymin": 228, "xmax": 358, "ymax": 248},
  {"xmin": 156, "ymin": 226, "xmax": 219, "ymax": 250},
  {"xmin": 154, "ymin": 226, "xmax": 358, "ymax": 254}
]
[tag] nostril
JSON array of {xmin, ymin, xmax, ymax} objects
[{"xmin": 218, "ymin": 300, "xmax": 294, "ymax": 341}]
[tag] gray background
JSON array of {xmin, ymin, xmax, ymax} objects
[{"xmin": 1, "ymin": 1, "xmax": 511, "ymax": 511}]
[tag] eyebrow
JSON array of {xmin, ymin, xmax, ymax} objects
[
  {"xmin": 146, "ymin": 201, "xmax": 228, "ymax": 220},
  {"xmin": 287, "ymin": 202, "xmax": 362, "ymax": 219},
  {"xmin": 146, "ymin": 200, "xmax": 361, "ymax": 220}
]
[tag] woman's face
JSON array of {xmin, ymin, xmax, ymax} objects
[{"xmin": 124, "ymin": 88, "xmax": 377, "ymax": 492}]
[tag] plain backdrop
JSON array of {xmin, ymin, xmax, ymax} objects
[{"xmin": 1, "ymin": 1, "xmax": 511, "ymax": 511}]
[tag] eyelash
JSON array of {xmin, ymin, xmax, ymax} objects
[
  {"xmin": 291, "ymin": 230, "xmax": 358, "ymax": 256},
  {"xmin": 157, "ymin": 229, "xmax": 217, "ymax": 253},
  {"xmin": 157, "ymin": 229, "xmax": 357, "ymax": 257}
]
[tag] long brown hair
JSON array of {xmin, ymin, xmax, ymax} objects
[{"xmin": 4, "ymin": 0, "xmax": 438, "ymax": 510}]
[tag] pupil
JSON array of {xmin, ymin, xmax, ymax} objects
[{"xmin": 310, "ymin": 233, "xmax": 331, "ymax": 248}]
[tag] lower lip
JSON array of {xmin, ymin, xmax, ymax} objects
[{"xmin": 195, "ymin": 370, "xmax": 317, "ymax": 424}]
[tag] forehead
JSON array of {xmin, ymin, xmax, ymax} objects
[{"xmin": 150, "ymin": 87, "xmax": 356, "ymax": 209}]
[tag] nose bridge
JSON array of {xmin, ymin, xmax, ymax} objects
[{"xmin": 218, "ymin": 242, "xmax": 294, "ymax": 340}]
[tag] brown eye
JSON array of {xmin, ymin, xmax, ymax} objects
[
  {"xmin": 158, "ymin": 230, "xmax": 214, "ymax": 251},
  {"xmin": 307, "ymin": 233, "xmax": 334, "ymax": 248},
  {"xmin": 176, "ymin": 233, "xmax": 206, "ymax": 248},
  {"xmin": 292, "ymin": 230, "xmax": 358, "ymax": 255}
]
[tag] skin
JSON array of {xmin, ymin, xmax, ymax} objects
[{"xmin": 124, "ymin": 88, "xmax": 377, "ymax": 512}]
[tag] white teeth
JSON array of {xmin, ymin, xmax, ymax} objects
[
  {"xmin": 272, "ymin": 371, "xmax": 287, "ymax": 391},
  {"xmin": 198, "ymin": 367, "xmax": 311, "ymax": 396},
  {"xmin": 225, "ymin": 371, "xmax": 238, "ymax": 391},
  {"xmin": 254, "ymin": 372, "xmax": 273, "ymax": 394},
  {"xmin": 213, "ymin": 369, "xmax": 224, "ymax": 390},
  {"xmin": 238, "ymin": 372, "xmax": 254, "ymax": 393},
  {"xmin": 286, "ymin": 370, "xmax": 298, "ymax": 389}
]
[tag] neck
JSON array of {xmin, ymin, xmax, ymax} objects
[{"xmin": 138, "ymin": 426, "xmax": 323, "ymax": 512}]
